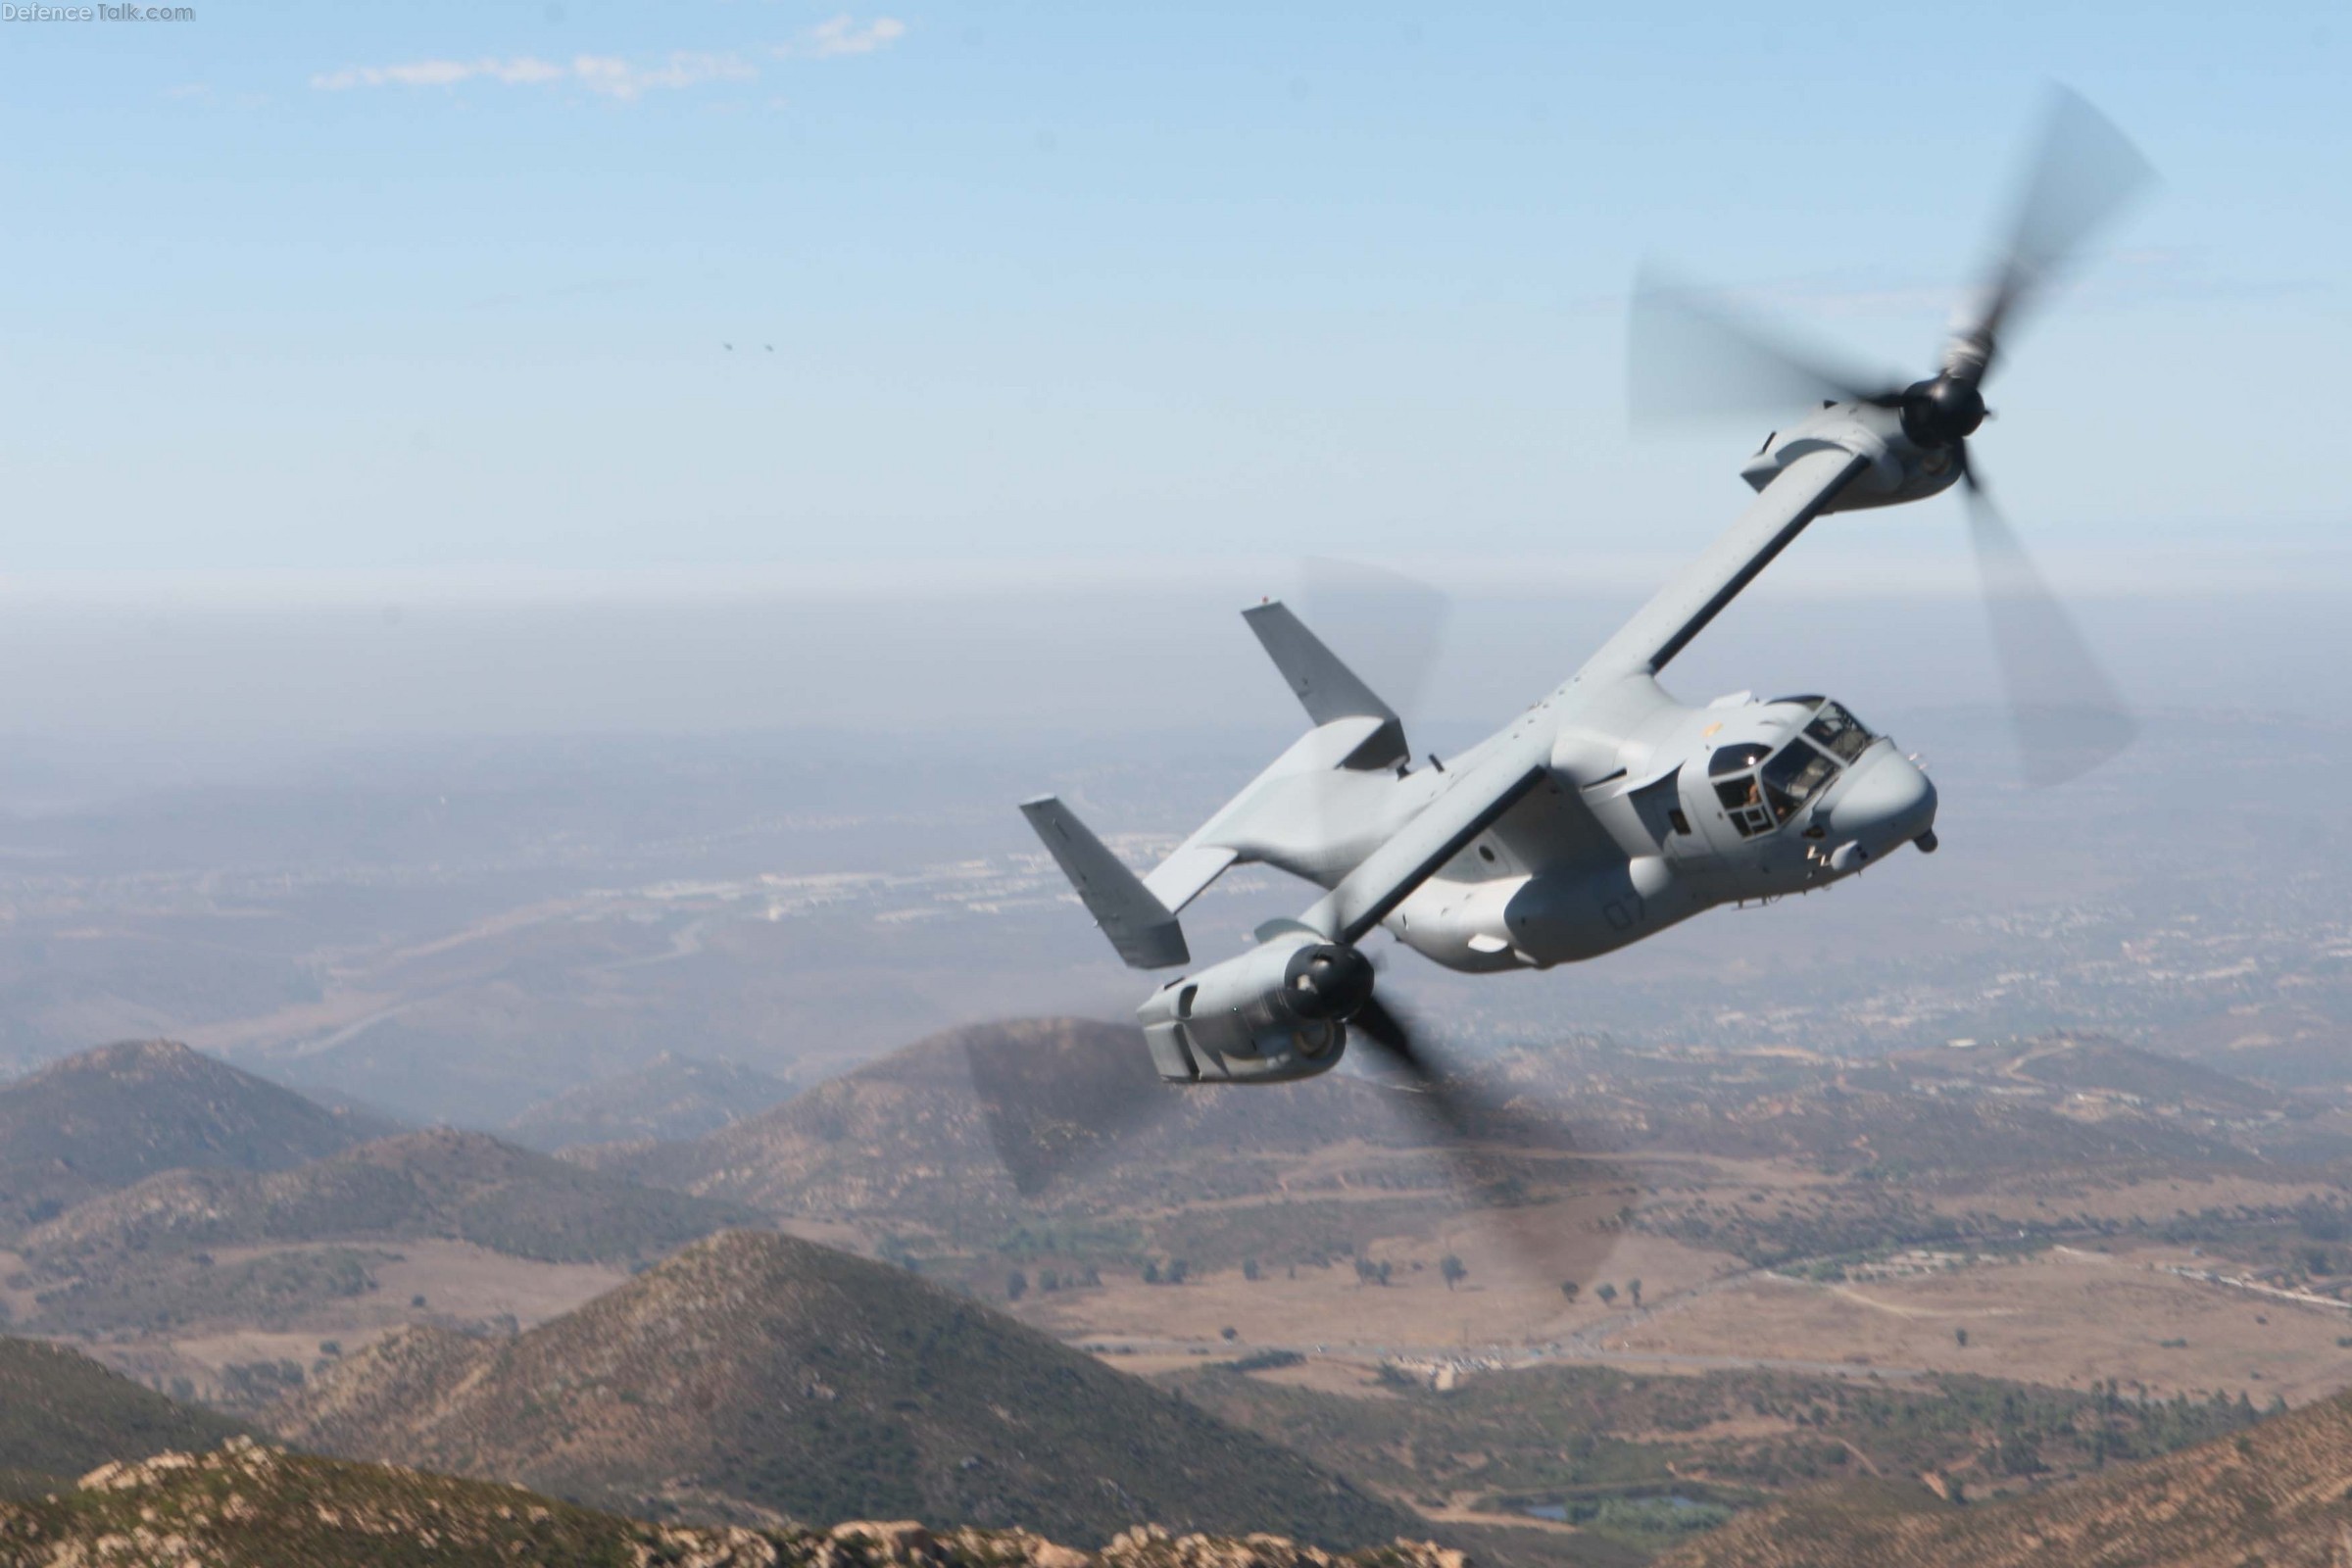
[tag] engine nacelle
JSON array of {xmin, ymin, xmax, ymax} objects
[{"xmin": 1136, "ymin": 931, "xmax": 1368, "ymax": 1084}]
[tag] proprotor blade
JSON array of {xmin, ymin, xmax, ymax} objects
[
  {"xmin": 964, "ymin": 1026, "xmax": 1180, "ymax": 1197},
  {"xmin": 1949, "ymin": 86, "xmax": 2155, "ymax": 383},
  {"xmin": 1348, "ymin": 989, "xmax": 1633, "ymax": 1285},
  {"xmin": 1961, "ymin": 463, "xmax": 2137, "ymax": 787},
  {"xmin": 1627, "ymin": 263, "xmax": 1902, "ymax": 429},
  {"xmin": 1290, "ymin": 558, "xmax": 1454, "ymax": 871},
  {"xmin": 1351, "ymin": 994, "xmax": 1481, "ymax": 1142},
  {"xmin": 1297, "ymin": 557, "xmax": 1452, "ymax": 742}
]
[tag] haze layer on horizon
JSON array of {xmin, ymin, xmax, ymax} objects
[{"xmin": 0, "ymin": 562, "xmax": 2335, "ymax": 806}]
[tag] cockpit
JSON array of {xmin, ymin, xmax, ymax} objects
[{"xmin": 1706, "ymin": 698, "xmax": 1878, "ymax": 839}]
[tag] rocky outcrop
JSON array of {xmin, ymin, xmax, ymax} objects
[{"xmin": 0, "ymin": 1439, "xmax": 1465, "ymax": 1568}]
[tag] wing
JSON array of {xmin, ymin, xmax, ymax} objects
[
  {"xmin": 1288, "ymin": 449, "xmax": 1867, "ymax": 946},
  {"xmin": 1297, "ymin": 732, "xmax": 1556, "ymax": 943},
  {"xmin": 1577, "ymin": 445, "xmax": 1870, "ymax": 682}
]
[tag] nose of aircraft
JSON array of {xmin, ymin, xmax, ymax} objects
[{"xmin": 1826, "ymin": 751, "xmax": 1936, "ymax": 858}]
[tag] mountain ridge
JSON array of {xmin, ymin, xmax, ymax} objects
[
  {"xmin": 272, "ymin": 1227, "xmax": 1418, "ymax": 1548},
  {"xmin": 22, "ymin": 1125, "xmax": 765, "ymax": 1276},
  {"xmin": 0, "ymin": 1039, "xmax": 393, "ymax": 1234}
]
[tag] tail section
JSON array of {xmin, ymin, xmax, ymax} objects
[
  {"xmin": 1243, "ymin": 602, "xmax": 1408, "ymax": 770},
  {"xmin": 1023, "ymin": 603, "xmax": 1418, "ymax": 967},
  {"xmin": 1019, "ymin": 797, "xmax": 1190, "ymax": 969}
]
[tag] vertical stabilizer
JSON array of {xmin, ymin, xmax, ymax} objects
[
  {"xmin": 1241, "ymin": 602, "xmax": 1408, "ymax": 769},
  {"xmin": 1019, "ymin": 797, "xmax": 1190, "ymax": 969}
]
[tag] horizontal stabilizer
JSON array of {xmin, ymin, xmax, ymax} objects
[
  {"xmin": 1243, "ymin": 602, "xmax": 1407, "ymax": 769},
  {"xmin": 1143, "ymin": 843, "xmax": 1238, "ymax": 915},
  {"xmin": 1020, "ymin": 797, "xmax": 1190, "ymax": 969}
]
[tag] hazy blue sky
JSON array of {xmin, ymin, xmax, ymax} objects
[{"xmin": 0, "ymin": 1, "xmax": 2343, "ymax": 587}]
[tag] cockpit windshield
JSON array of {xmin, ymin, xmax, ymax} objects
[
  {"xmin": 1762, "ymin": 742, "xmax": 1838, "ymax": 821},
  {"xmin": 1804, "ymin": 700, "xmax": 1875, "ymax": 763}
]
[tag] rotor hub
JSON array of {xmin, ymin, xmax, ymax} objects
[
  {"xmin": 1283, "ymin": 943, "xmax": 1375, "ymax": 1023},
  {"xmin": 1899, "ymin": 373, "xmax": 1987, "ymax": 448}
]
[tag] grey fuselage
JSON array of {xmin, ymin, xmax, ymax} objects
[{"xmin": 1217, "ymin": 675, "xmax": 1937, "ymax": 975}]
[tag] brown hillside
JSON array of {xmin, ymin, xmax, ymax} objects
[
  {"xmin": 271, "ymin": 1228, "xmax": 1416, "ymax": 1548},
  {"xmin": 1659, "ymin": 1384, "xmax": 2352, "ymax": 1568},
  {"xmin": 0, "ymin": 1040, "xmax": 389, "ymax": 1234}
]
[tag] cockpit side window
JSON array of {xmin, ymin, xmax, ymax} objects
[
  {"xmin": 1803, "ymin": 701, "xmax": 1874, "ymax": 763},
  {"xmin": 1708, "ymin": 742, "xmax": 1771, "ymax": 777},
  {"xmin": 1708, "ymin": 744, "xmax": 1775, "ymax": 837}
]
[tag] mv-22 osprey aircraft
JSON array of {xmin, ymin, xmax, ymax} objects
[{"xmin": 1018, "ymin": 89, "xmax": 2149, "ymax": 1125}]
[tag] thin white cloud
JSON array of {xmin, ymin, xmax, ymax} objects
[
  {"xmin": 569, "ymin": 52, "xmax": 757, "ymax": 100},
  {"xmin": 312, "ymin": 18, "xmax": 904, "ymax": 99},
  {"xmin": 306, "ymin": 17, "xmax": 898, "ymax": 96},
  {"xmin": 310, "ymin": 50, "xmax": 754, "ymax": 100},
  {"xmin": 312, "ymin": 56, "xmax": 564, "ymax": 91},
  {"xmin": 785, "ymin": 14, "xmax": 906, "ymax": 58}
]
